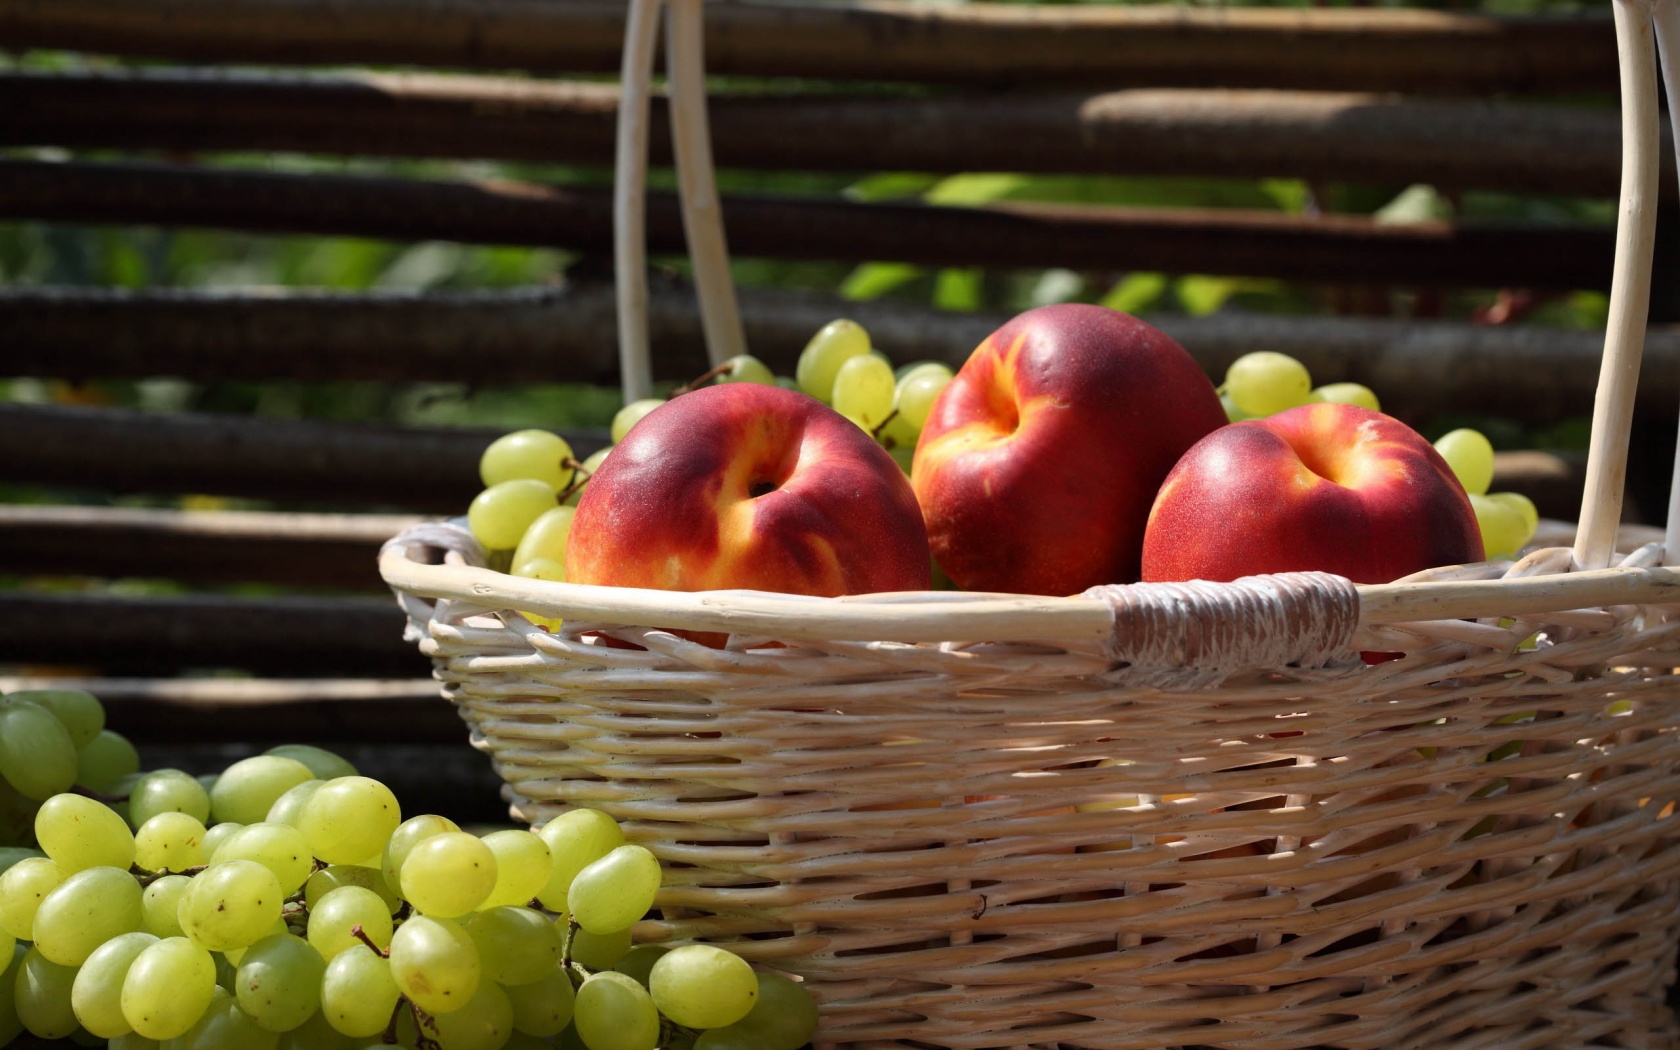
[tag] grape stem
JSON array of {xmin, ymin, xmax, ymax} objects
[
  {"xmin": 383, "ymin": 998, "xmax": 408, "ymax": 1045},
  {"xmin": 669, "ymin": 360, "xmax": 734, "ymax": 396},
  {"xmin": 408, "ymin": 1000, "xmax": 444, "ymax": 1050},
  {"xmin": 556, "ymin": 457, "xmax": 596, "ymax": 504},
  {"xmin": 134, "ymin": 863, "xmax": 206, "ymax": 886},
  {"xmin": 871, "ymin": 408, "xmax": 902, "ymax": 444},
  {"xmin": 350, "ymin": 923, "xmax": 390, "ymax": 957}
]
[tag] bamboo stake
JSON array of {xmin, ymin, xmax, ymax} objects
[
  {"xmin": 665, "ymin": 0, "xmax": 747, "ymax": 366},
  {"xmin": 613, "ymin": 0, "xmax": 663, "ymax": 403},
  {"xmin": 1574, "ymin": 0, "xmax": 1661, "ymax": 571},
  {"xmin": 1654, "ymin": 0, "xmax": 1680, "ymax": 564}
]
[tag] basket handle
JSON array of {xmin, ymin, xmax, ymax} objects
[
  {"xmin": 1655, "ymin": 1, "xmax": 1680, "ymax": 563},
  {"xmin": 1576, "ymin": 0, "xmax": 1663, "ymax": 571},
  {"xmin": 613, "ymin": 0, "xmax": 744, "ymax": 404}
]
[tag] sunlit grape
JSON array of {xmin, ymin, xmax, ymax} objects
[
  {"xmin": 1469, "ymin": 492, "xmax": 1529, "ymax": 558},
  {"xmin": 462, "ymin": 905, "xmax": 563, "ymax": 985},
  {"xmin": 1309, "ymin": 382, "xmax": 1381, "ymax": 412},
  {"xmin": 795, "ymin": 320, "xmax": 871, "ymax": 403},
  {"xmin": 568, "ymin": 845, "xmax": 660, "ymax": 934},
  {"xmin": 264, "ymin": 779, "xmax": 325, "ymax": 827},
  {"xmin": 264, "ymin": 744, "xmax": 358, "ymax": 782},
  {"xmin": 1223, "ymin": 351, "xmax": 1312, "ymax": 417},
  {"xmin": 178, "ymin": 859, "xmax": 284, "ymax": 953},
  {"xmin": 0, "ymin": 856, "xmax": 65, "ymax": 940},
  {"xmin": 1434, "ymin": 427, "xmax": 1496, "ymax": 497},
  {"xmin": 479, "ymin": 829, "xmax": 553, "ymax": 909},
  {"xmin": 212, "ymin": 822, "xmax": 313, "ymax": 895},
  {"xmin": 382, "ymin": 813, "xmax": 460, "ymax": 897},
  {"xmin": 321, "ymin": 945, "xmax": 400, "ymax": 1038},
  {"xmin": 715, "ymin": 355, "xmax": 775, "ymax": 386},
  {"xmin": 468, "ymin": 479, "xmax": 560, "ymax": 552},
  {"xmin": 140, "ymin": 875, "xmax": 191, "ymax": 939},
  {"xmin": 893, "ymin": 364, "xmax": 953, "ymax": 432},
  {"xmin": 649, "ymin": 945, "xmax": 758, "ymax": 1030},
  {"xmin": 535, "ymin": 809, "xmax": 625, "ymax": 912},
  {"xmin": 304, "ymin": 864, "xmax": 402, "ymax": 914},
  {"xmin": 481, "ymin": 429, "xmax": 577, "ymax": 491},
  {"xmin": 400, "ymin": 831, "xmax": 497, "ymax": 917},
  {"xmin": 574, "ymin": 971, "xmax": 660, "ymax": 1050},
  {"xmin": 611, "ymin": 399, "xmax": 665, "ymax": 444},
  {"xmin": 121, "ymin": 936, "xmax": 217, "ymax": 1041},
  {"xmin": 210, "ymin": 756, "xmax": 316, "ymax": 826},
  {"xmin": 133, "ymin": 812, "xmax": 207, "ymax": 874},
  {"xmin": 297, "ymin": 775, "xmax": 401, "ymax": 866},
  {"xmin": 70, "ymin": 930, "xmax": 157, "ymax": 1038},
  {"xmin": 1488, "ymin": 491, "xmax": 1540, "ymax": 545},
  {"xmin": 32, "ymin": 865, "xmax": 144, "ymax": 965},
  {"xmin": 235, "ymin": 932, "xmax": 326, "ymax": 1033},
  {"xmin": 35, "ymin": 792, "xmax": 136, "ymax": 873},
  {"xmin": 388, "ymin": 915, "xmax": 481, "ymax": 1015},
  {"xmin": 308, "ymin": 885, "xmax": 394, "ymax": 959},
  {"xmin": 830, "ymin": 353, "xmax": 895, "ymax": 429},
  {"xmin": 415, "ymin": 980, "xmax": 514, "ymax": 1050},
  {"xmin": 511, "ymin": 506, "xmax": 577, "ymax": 575}
]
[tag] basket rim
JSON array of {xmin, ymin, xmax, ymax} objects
[{"xmin": 379, "ymin": 521, "xmax": 1680, "ymax": 646}]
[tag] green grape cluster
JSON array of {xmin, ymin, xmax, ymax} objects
[
  {"xmin": 1216, "ymin": 352, "xmax": 1538, "ymax": 559},
  {"xmin": 468, "ymin": 325, "xmax": 957, "ymax": 609},
  {"xmin": 0, "ymin": 690, "xmax": 141, "ymax": 852},
  {"xmin": 0, "ymin": 691, "xmax": 820, "ymax": 1050}
]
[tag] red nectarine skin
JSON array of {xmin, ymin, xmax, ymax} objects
[
  {"xmin": 567, "ymin": 383, "xmax": 931, "ymax": 596},
  {"xmin": 1141, "ymin": 403, "xmax": 1485, "ymax": 585},
  {"xmin": 911, "ymin": 304, "xmax": 1227, "ymax": 595}
]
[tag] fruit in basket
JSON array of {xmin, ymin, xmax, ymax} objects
[
  {"xmin": 568, "ymin": 383, "xmax": 930, "ymax": 597},
  {"xmin": 1141, "ymin": 402, "xmax": 1484, "ymax": 583},
  {"xmin": 796, "ymin": 319, "xmax": 872, "ymax": 402},
  {"xmin": 480, "ymin": 428, "xmax": 578, "ymax": 491},
  {"xmin": 912, "ymin": 303, "xmax": 1226, "ymax": 594},
  {"xmin": 1222, "ymin": 351, "xmax": 1313, "ymax": 417}
]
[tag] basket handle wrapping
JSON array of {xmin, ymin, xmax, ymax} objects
[{"xmin": 1084, "ymin": 572, "xmax": 1360, "ymax": 670}]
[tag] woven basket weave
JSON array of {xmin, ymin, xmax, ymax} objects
[{"xmin": 381, "ymin": 2, "xmax": 1680, "ymax": 1047}]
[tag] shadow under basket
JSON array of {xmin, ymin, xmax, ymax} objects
[{"xmin": 382, "ymin": 520, "xmax": 1680, "ymax": 1050}]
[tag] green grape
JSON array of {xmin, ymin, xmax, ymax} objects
[
  {"xmin": 1309, "ymin": 382, "xmax": 1381, "ymax": 412},
  {"xmin": 888, "ymin": 445, "xmax": 914, "ymax": 476},
  {"xmin": 416, "ymin": 980, "xmax": 514, "ymax": 1050},
  {"xmin": 305, "ymin": 865, "xmax": 401, "ymax": 914},
  {"xmin": 1434, "ymin": 427, "xmax": 1495, "ymax": 497},
  {"xmin": 693, "ymin": 1028, "xmax": 774, "ymax": 1050},
  {"xmin": 1488, "ymin": 491, "xmax": 1540, "ymax": 544},
  {"xmin": 382, "ymin": 814, "xmax": 460, "ymax": 897},
  {"xmin": 1219, "ymin": 391, "xmax": 1254, "ymax": 423},
  {"xmin": 200, "ymin": 821, "xmax": 245, "ymax": 858},
  {"xmin": 0, "ymin": 783, "xmax": 36, "ymax": 856},
  {"xmin": 715, "ymin": 355, "xmax": 776, "ymax": 386},
  {"xmin": 567, "ymin": 925, "xmax": 632, "ymax": 971},
  {"xmin": 140, "ymin": 874, "xmax": 191, "ymax": 938},
  {"xmin": 462, "ymin": 905, "xmax": 563, "ymax": 985},
  {"xmin": 276, "ymin": 1004, "xmax": 359, "ymax": 1050},
  {"xmin": 612, "ymin": 945, "xmax": 667, "ymax": 988},
  {"xmin": 35, "ymin": 792, "xmax": 136, "ymax": 873},
  {"xmin": 264, "ymin": 780, "xmax": 326, "ymax": 827},
  {"xmin": 6, "ymin": 691, "xmax": 104, "ymax": 749},
  {"xmin": 121, "ymin": 936, "xmax": 217, "ymax": 1040},
  {"xmin": 209, "ymin": 756, "xmax": 315, "ymax": 826},
  {"xmin": 469, "ymin": 479, "xmax": 560, "ymax": 552},
  {"xmin": 235, "ymin": 933, "xmax": 325, "ymax": 1033},
  {"xmin": 74, "ymin": 730, "xmax": 140, "ymax": 794},
  {"xmin": 16, "ymin": 944, "xmax": 79, "ymax": 1038},
  {"xmin": 573, "ymin": 971, "xmax": 660, "ymax": 1050},
  {"xmin": 133, "ymin": 812, "xmax": 207, "ymax": 874},
  {"xmin": 297, "ymin": 776, "xmax": 401, "ymax": 867},
  {"xmin": 1470, "ymin": 492, "xmax": 1530, "ymax": 558},
  {"xmin": 506, "ymin": 1031, "xmax": 560, "ymax": 1050},
  {"xmin": 176, "ymin": 990, "xmax": 280, "ymax": 1050},
  {"xmin": 478, "ymin": 829, "xmax": 553, "ymax": 910},
  {"xmin": 716, "ymin": 971, "xmax": 819, "ymax": 1050},
  {"xmin": 505, "ymin": 963, "xmax": 575, "ymax": 1037},
  {"xmin": 830, "ymin": 353, "xmax": 896, "ymax": 429},
  {"xmin": 264, "ymin": 744, "xmax": 357, "ymax": 782},
  {"xmin": 795, "ymin": 319, "xmax": 870, "ymax": 403},
  {"xmin": 71, "ymin": 930, "xmax": 158, "ymax": 1038},
  {"xmin": 320, "ymin": 945, "xmax": 400, "ymax": 1038},
  {"xmin": 225, "ymin": 917, "xmax": 289, "ymax": 965},
  {"xmin": 387, "ymin": 914, "xmax": 481, "ymax": 1015},
  {"xmin": 535, "ymin": 809, "xmax": 624, "ymax": 912},
  {"xmin": 0, "ymin": 855, "xmax": 64, "ymax": 939},
  {"xmin": 648, "ymin": 945, "xmax": 758, "ymax": 1030},
  {"xmin": 0, "ymin": 943, "xmax": 21, "ymax": 1046},
  {"xmin": 481, "ymin": 429, "xmax": 577, "ymax": 491},
  {"xmin": 893, "ymin": 364, "xmax": 953, "ymax": 432},
  {"xmin": 211, "ymin": 822, "xmax": 312, "ymax": 896},
  {"xmin": 0, "ymin": 926, "xmax": 10, "ymax": 976},
  {"xmin": 511, "ymin": 506, "xmax": 577, "ymax": 575},
  {"xmin": 32, "ymin": 865, "xmax": 144, "ymax": 965},
  {"xmin": 127, "ymin": 769, "xmax": 213, "ymax": 828},
  {"xmin": 563, "ymin": 446, "xmax": 612, "ymax": 508},
  {"xmin": 611, "ymin": 399, "xmax": 665, "ymax": 443},
  {"xmin": 568, "ymin": 845, "xmax": 660, "ymax": 934},
  {"xmin": 0, "ymin": 704, "xmax": 79, "ymax": 800},
  {"xmin": 400, "ymin": 831, "xmax": 497, "ymax": 918},
  {"xmin": 179, "ymin": 859, "xmax": 284, "ymax": 953},
  {"xmin": 1223, "ymin": 351, "xmax": 1312, "ymax": 417},
  {"xmin": 307, "ymin": 885, "xmax": 394, "ymax": 959}
]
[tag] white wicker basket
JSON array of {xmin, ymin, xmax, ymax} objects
[{"xmin": 381, "ymin": 3, "xmax": 1680, "ymax": 1047}]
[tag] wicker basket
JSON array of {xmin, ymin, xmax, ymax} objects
[{"xmin": 381, "ymin": 3, "xmax": 1680, "ymax": 1047}]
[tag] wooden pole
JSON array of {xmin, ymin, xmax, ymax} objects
[{"xmin": 612, "ymin": 0, "xmax": 662, "ymax": 403}]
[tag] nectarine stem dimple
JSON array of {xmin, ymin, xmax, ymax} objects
[{"xmin": 748, "ymin": 480, "xmax": 777, "ymax": 499}]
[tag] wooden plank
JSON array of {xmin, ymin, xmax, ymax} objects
[
  {"xmin": 0, "ymin": 591, "xmax": 425, "ymax": 677},
  {"xmin": 0, "ymin": 505, "xmax": 422, "ymax": 590},
  {"xmin": 6, "ymin": 284, "xmax": 1680, "ymax": 429},
  {"xmin": 0, "ymin": 674, "xmax": 463, "ymax": 744},
  {"xmin": 0, "ymin": 70, "xmax": 1645, "ymax": 198},
  {"xmin": 0, "ymin": 0, "xmax": 1615, "ymax": 94},
  {"xmin": 0, "ymin": 159, "xmax": 1629, "ymax": 291},
  {"xmin": 0, "ymin": 403, "xmax": 606, "ymax": 510}
]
